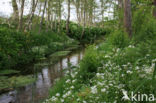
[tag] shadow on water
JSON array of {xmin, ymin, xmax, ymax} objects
[{"xmin": 0, "ymin": 48, "xmax": 85, "ymax": 103}]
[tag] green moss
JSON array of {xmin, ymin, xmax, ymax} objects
[
  {"xmin": 50, "ymin": 51, "xmax": 71, "ymax": 57},
  {"xmin": 0, "ymin": 69, "xmax": 20, "ymax": 75},
  {"xmin": 0, "ymin": 75, "xmax": 35, "ymax": 91}
]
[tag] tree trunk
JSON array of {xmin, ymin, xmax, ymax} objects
[
  {"xmin": 153, "ymin": 0, "xmax": 156, "ymax": 18},
  {"xmin": 58, "ymin": 0, "xmax": 62, "ymax": 33},
  {"xmin": 25, "ymin": 0, "xmax": 38, "ymax": 31},
  {"xmin": 76, "ymin": 1, "xmax": 81, "ymax": 26},
  {"xmin": 80, "ymin": 4, "xmax": 84, "ymax": 25},
  {"xmin": 46, "ymin": 1, "xmax": 51, "ymax": 31},
  {"xmin": 81, "ymin": 0, "xmax": 86, "ymax": 39},
  {"xmin": 39, "ymin": 0, "xmax": 48, "ymax": 32},
  {"xmin": 12, "ymin": 0, "xmax": 19, "ymax": 22},
  {"xmin": 66, "ymin": 0, "xmax": 71, "ymax": 35},
  {"xmin": 118, "ymin": 0, "xmax": 123, "ymax": 28},
  {"xmin": 118, "ymin": 0, "xmax": 123, "ymax": 9},
  {"xmin": 18, "ymin": 0, "xmax": 25, "ymax": 31},
  {"xmin": 124, "ymin": 0, "xmax": 132, "ymax": 37},
  {"xmin": 50, "ymin": 13, "xmax": 54, "ymax": 30}
]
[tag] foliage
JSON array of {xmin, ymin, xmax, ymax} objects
[
  {"xmin": 132, "ymin": 6, "xmax": 156, "ymax": 43},
  {"xmin": 0, "ymin": 69, "xmax": 20, "ymax": 76},
  {"xmin": 50, "ymin": 51, "xmax": 71, "ymax": 57},
  {"xmin": 61, "ymin": 21, "xmax": 109, "ymax": 43},
  {"xmin": 44, "ymin": 41, "xmax": 156, "ymax": 103},
  {"xmin": 0, "ymin": 75, "xmax": 35, "ymax": 91},
  {"xmin": 78, "ymin": 45, "xmax": 101, "ymax": 82},
  {"xmin": 0, "ymin": 26, "xmax": 78, "ymax": 72},
  {"xmin": 108, "ymin": 30, "xmax": 130, "ymax": 48}
]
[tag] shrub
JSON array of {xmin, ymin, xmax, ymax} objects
[
  {"xmin": 133, "ymin": 7, "xmax": 156, "ymax": 43},
  {"xmin": 108, "ymin": 30, "xmax": 130, "ymax": 48},
  {"xmin": 79, "ymin": 45, "xmax": 101, "ymax": 82}
]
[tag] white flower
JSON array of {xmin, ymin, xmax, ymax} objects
[
  {"xmin": 71, "ymin": 72, "xmax": 76, "ymax": 78},
  {"xmin": 77, "ymin": 98, "xmax": 80, "ymax": 101},
  {"xmin": 116, "ymin": 48, "xmax": 120, "ymax": 52},
  {"xmin": 72, "ymin": 79, "xmax": 76, "ymax": 83},
  {"xmin": 56, "ymin": 93, "xmax": 60, "ymax": 97},
  {"xmin": 109, "ymin": 83, "xmax": 113, "ymax": 86},
  {"xmin": 126, "ymin": 70, "xmax": 132, "ymax": 74},
  {"xmin": 61, "ymin": 99, "xmax": 64, "ymax": 102},
  {"xmin": 105, "ymin": 55, "xmax": 110, "ymax": 58},
  {"xmin": 128, "ymin": 45, "xmax": 135, "ymax": 48},
  {"xmin": 50, "ymin": 96, "xmax": 57, "ymax": 101},
  {"xmin": 91, "ymin": 86, "xmax": 98, "ymax": 94},
  {"xmin": 101, "ymin": 88, "xmax": 106, "ymax": 92},
  {"xmin": 71, "ymin": 86, "xmax": 74, "ymax": 89},
  {"xmin": 83, "ymin": 101, "xmax": 87, "ymax": 103},
  {"xmin": 136, "ymin": 66, "xmax": 139, "ymax": 70},
  {"xmin": 66, "ymin": 79, "xmax": 70, "ymax": 83},
  {"xmin": 97, "ymin": 82, "xmax": 104, "ymax": 86},
  {"xmin": 152, "ymin": 59, "xmax": 156, "ymax": 63}
]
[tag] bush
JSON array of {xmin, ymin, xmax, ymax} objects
[
  {"xmin": 0, "ymin": 26, "xmax": 79, "ymax": 72},
  {"xmin": 79, "ymin": 45, "xmax": 101, "ymax": 82},
  {"xmin": 64, "ymin": 22, "xmax": 108, "ymax": 43},
  {"xmin": 133, "ymin": 7, "xmax": 156, "ymax": 43},
  {"xmin": 108, "ymin": 30, "xmax": 130, "ymax": 48}
]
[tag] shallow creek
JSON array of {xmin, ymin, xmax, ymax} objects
[{"xmin": 0, "ymin": 48, "xmax": 85, "ymax": 103}]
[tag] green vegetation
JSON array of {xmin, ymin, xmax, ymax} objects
[
  {"xmin": 0, "ymin": 0, "xmax": 156, "ymax": 103},
  {"xmin": 0, "ymin": 19, "xmax": 106, "ymax": 92},
  {"xmin": 0, "ymin": 75, "xmax": 35, "ymax": 92},
  {"xmin": 44, "ymin": 1, "xmax": 156, "ymax": 103}
]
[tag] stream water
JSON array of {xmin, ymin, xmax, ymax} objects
[{"xmin": 0, "ymin": 48, "xmax": 85, "ymax": 103}]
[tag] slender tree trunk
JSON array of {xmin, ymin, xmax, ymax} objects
[
  {"xmin": 124, "ymin": 0, "xmax": 132, "ymax": 37},
  {"xmin": 153, "ymin": 0, "xmax": 156, "ymax": 18},
  {"xmin": 39, "ymin": 0, "xmax": 48, "ymax": 32},
  {"xmin": 118, "ymin": 0, "xmax": 123, "ymax": 9},
  {"xmin": 81, "ymin": 0, "xmax": 86, "ymax": 39},
  {"xmin": 66, "ymin": 0, "xmax": 71, "ymax": 35},
  {"xmin": 76, "ymin": 2, "xmax": 80, "ymax": 26},
  {"xmin": 93, "ymin": 6, "xmax": 96, "ymax": 26},
  {"xmin": 25, "ymin": 0, "xmax": 38, "ymax": 31},
  {"xmin": 46, "ymin": 1, "xmax": 51, "ymax": 31},
  {"xmin": 118, "ymin": 0, "xmax": 123, "ymax": 28},
  {"xmin": 80, "ymin": 4, "xmax": 84, "ymax": 25},
  {"xmin": 54, "ymin": 15, "xmax": 57, "ymax": 31},
  {"xmin": 18, "ymin": 0, "xmax": 25, "ymax": 31},
  {"xmin": 12, "ymin": 0, "xmax": 19, "ymax": 22},
  {"xmin": 58, "ymin": 0, "xmax": 62, "ymax": 33},
  {"xmin": 50, "ymin": 13, "xmax": 54, "ymax": 29}
]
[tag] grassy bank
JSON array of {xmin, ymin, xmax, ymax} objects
[{"xmin": 44, "ymin": 16, "xmax": 156, "ymax": 103}]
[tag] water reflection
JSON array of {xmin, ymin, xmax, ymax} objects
[{"xmin": 0, "ymin": 48, "xmax": 85, "ymax": 103}]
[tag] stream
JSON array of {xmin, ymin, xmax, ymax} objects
[{"xmin": 0, "ymin": 48, "xmax": 85, "ymax": 103}]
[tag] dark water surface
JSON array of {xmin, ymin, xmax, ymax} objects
[{"xmin": 0, "ymin": 48, "xmax": 85, "ymax": 103}]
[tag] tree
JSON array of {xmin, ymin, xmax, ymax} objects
[
  {"xmin": 153, "ymin": 0, "xmax": 156, "ymax": 17},
  {"xmin": 18, "ymin": 0, "xmax": 25, "ymax": 31},
  {"xmin": 39, "ymin": 0, "xmax": 48, "ymax": 32},
  {"xmin": 58, "ymin": 0, "xmax": 62, "ymax": 33},
  {"xmin": 25, "ymin": 0, "xmax": 39, "ymax": 31},
  {"xmin": 124, "ymin": 0, "xmax": 132, "ymax": 37},
  {"xmin": 118, "ymin": 0, "xmax": 123, "ymax": 27},
  {"xmin": 66, "ymin": 0, "xmax": 71, "ymax": 35},
  {"xmin": 72, "ymin": 0, "xmax": 81, "ymax": 25},
  {"xmin": 12, "ymin": 0, "xmax": 19, "ymax": 22},
  {"xmin": 81, "ymin": 0, "xmax": 86, "ymax": 38}
]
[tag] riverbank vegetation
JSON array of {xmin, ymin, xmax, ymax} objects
[
  {"xmin": 0, "ymin": 0, "xmax": 108, "ymax": 92},
  {"xmin": 43, "ymin": 0, "xmax": 156, "ymax": 103},
  {"xmin": 0, "ymin": 0, "xmax": 156, "ymax": 102}
]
